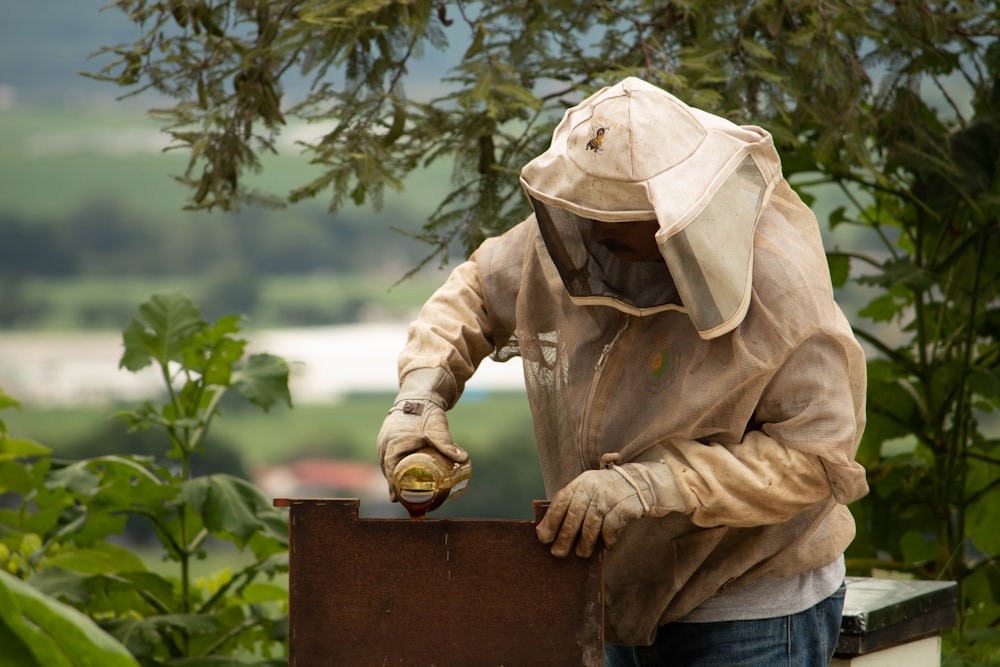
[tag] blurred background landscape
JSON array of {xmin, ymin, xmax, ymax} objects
[
  {"xmin": 0, "ymin": 0, "xmax": 542, "ymax": 522},
  {"xmin": 6, "ymin": 5, "xmax": 1000, "ymax": 661},
  {"xmin": 0, "ymin": 1, "xmax": 877, "ymax": 522}
]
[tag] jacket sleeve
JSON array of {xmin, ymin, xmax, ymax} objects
[
  {"xmin": 397, "ymin": 259, "xmax": 497, "ymax": 408},
  {"xmin": 658, "ymin": 331, "xmax": 868, "ymax": 528}
]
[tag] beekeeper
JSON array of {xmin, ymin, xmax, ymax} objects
[{"xmin": 377, "ymin": 77, "xmax": 868, "ymax": 665}]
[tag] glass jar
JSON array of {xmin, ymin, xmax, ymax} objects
[{"xmin": 392, "ymin": 448, "xmax": 472, "ymax": 519}]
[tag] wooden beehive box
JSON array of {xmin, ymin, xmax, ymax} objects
[{"xmin": 275, "ymin": 498, "xmax": 604, "ymax": 666}]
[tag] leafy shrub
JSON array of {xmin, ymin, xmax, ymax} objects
[{"xmin": 0, "ymin": 291, "xmax": 292, "ymax": 666}]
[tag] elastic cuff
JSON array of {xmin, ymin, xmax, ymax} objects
[
  {"xmin": 607, "ymin": 462, "xmax": 652, "ymax": 514},
  {"xmin": 397, "ymin": 367, "xmax": 456, "ymax": 408}
]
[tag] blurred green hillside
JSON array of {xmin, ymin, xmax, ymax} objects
[
  {"xmin": 0, "ymin": 103, "xmax": 453, "ymax": 330},
  {"xmin": 0, "ymin": 1, "xmax": 458, "ymax": 331},
  {"xmin": 0, "ymin": 1, "xmax": 860, "ymax": 520}
]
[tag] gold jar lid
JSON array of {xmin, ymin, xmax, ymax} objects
[
  {"xmin": 392, "ymin": 449, "xmax": 471, "ymax": 519},
  {"xmin": 395, "ymin": 461, "xmax": 441, "ymax": 507}
]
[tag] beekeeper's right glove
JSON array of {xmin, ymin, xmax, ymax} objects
[
  {"xmin": 536, "ymin": 453, "xmax": 685, "ymax": 558},
  {"xmin": 376, "ymin": 367, "xmax": 468, "ymax": 500}
]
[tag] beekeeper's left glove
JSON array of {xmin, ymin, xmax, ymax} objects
[
  {"xmin": 376, "ymin": 367, "xmax": 468, "ymax": 501},
  {"xmin": 536, "ymin": 454, "xmax": 685, "ymax": 558}
]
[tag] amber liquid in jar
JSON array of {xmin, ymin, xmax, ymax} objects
[{"xmin": 392, "ymin": 449, "xmax": 471, "ymax": 519}]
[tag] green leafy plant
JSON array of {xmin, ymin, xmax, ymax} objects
[
  {"xmin": 831, "ymin": 46, "xmax": 1000, "ymax": 664},
  {"xmin": 0, "ymin": 291, "xmax": 292, "ymax": 666}
]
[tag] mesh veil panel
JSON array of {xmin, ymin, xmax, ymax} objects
[{"xmin": 532, "ymin": 197, "xmax": 681, "ymax": 312}]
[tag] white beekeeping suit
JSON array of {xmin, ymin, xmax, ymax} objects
[{"xmin": 378, "ymin": 77, "xmax": 868, "ymax": 646}]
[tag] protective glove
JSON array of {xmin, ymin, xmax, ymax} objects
[
  {"xmin": 376, "ymin": 367, "xmax": 468, "ymax": 500},
  {"xmin": 536, "ymin": 453, "xmax": 685, "ymax": 558}
]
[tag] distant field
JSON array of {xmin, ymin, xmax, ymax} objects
[
  {"xmin": 1, "ymin": 104, "xmax": 461, "ymax": 330},
  {"xmin": 17, "ymin": 272, "xmax": 444, "ymax": 331},
  {"xmin": 0, "ymin": 104, "xmax": 449, "ymax": 222},
  {"xmin": 1, "ymin": 106, "xmax": 208, "ymax": 218},
  {"xmin": 3, "ymin": 391, "xmax": 534, "ymax": 466}
]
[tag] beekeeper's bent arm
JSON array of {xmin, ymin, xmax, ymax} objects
[
  {"xmin": 376, "ymin": 261, "xmax": 495, "ymax": 494},
  {"xmin": 660, "ymin": 333, "xmax": 868, "ymax": 529},
  {"xmin": 397, "ymin": 259, "xmax": 496, "ymax": 401}
]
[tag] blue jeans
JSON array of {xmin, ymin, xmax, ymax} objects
[{"xmin": 604, "ymin": 584, "xmax": 846, "ymax": 666}]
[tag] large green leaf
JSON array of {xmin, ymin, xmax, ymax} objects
[
  {"xmin": 27, "ymin": 569, "xmax": 96, "ymax": 607},
  {"xmin": 181, "ymin": 475, "xmax": 269, "ymax": 547},
  {"xmin": 857, "ymin": 282, "xmax": 913, "ymax": 323},
  {"xmin": 46, "ymin": 460, "xmax": 102, "ymax": 497},
  {"xmin": 0, "ymin": 459, "xmax": 34, "ymax": 495},
  {"xmin": 0, "ymin": 570, "xmax": 140, "ymax": 667},
  {"xmin": 31, "ymin": 569, "xmax": 179, "ymax": 618},
  {"xmin": 42, "ymin": 456, "xmax": 177, "ymax": 546},
  {"xmin": 202, "ymin": 337, "xmax": 246, "ymax": 387},
  {"xmin": 105, "ymin": 613, "xmax": 220, "ymax": 659},
  {"xmin": 49, "ymin": 456, "xmax": 175, "ymax": 507},
  {"xmin": 120, "ymin": 291, "xmax": 205, "ymax": 371},
  {"xmin": 45, "ymin": 541, "xmax": 148, "ymax": 575},
  {"xmin": 238, "ymin": 582, "xmax": 288, "ymax": 604},
  {"xmin": 233, "ymin": 353, "xmax": 292, "ymax": 411},
  {"xmin": 0, "ymin": 436, "xmax": 50, "ymax": 461},
  {"xmin": 826, "ymin": 252, "xmax": 850, "ymax": 289},
  {"xmin": 0, "ymin": 416, "xmax": 49, "ymax": 494},
  {"xmin": 184, "ymin": 315, "xmax": 247, "ymax": 387},
  {"xmin": 247, "ymin": 516, "xmax": 290, "ymax": 561},
  {"xmin": 0, "ymin": 621, "xmax": 36, "ymax": 667}
]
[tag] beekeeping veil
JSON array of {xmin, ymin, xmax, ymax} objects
[{"xmin": 520, "ymin": 77, "xmax": 784, "ymax": 339}]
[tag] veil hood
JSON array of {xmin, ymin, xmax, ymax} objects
[{"xmin": 520, "ymin": 77, "xmax": 783, "ymax": 338}]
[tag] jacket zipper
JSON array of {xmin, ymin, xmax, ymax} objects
[{"xmin": 579, "ymin": 314, "xmax": 631, "ymax": 471}]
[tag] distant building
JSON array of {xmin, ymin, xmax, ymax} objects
[
  {"xmin": 0, "ymin": 323, "xmax": 525, "ymax": 407},
  {"xmin": 255, "ymin": 457, "xmax": 405, "ymax": 519}
]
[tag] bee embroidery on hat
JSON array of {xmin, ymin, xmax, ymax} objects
[{"xmin": 586, "ymin": 124, "xmax": 609, "ymax": 153}]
